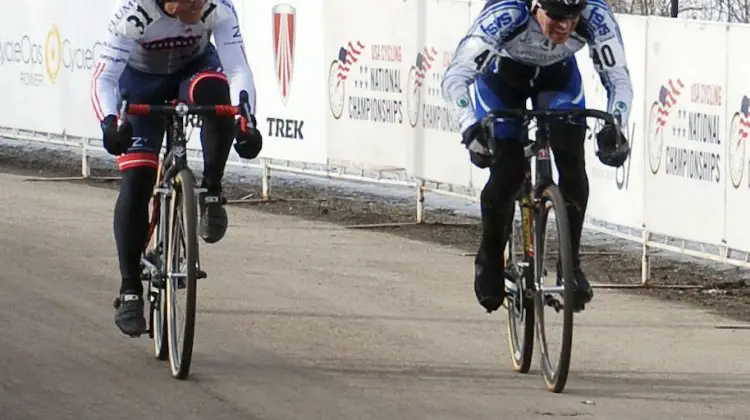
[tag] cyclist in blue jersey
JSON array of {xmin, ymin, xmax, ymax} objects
[{"xmin": 442, "ymin": 0, "xmax": 631, "ymax": 313}]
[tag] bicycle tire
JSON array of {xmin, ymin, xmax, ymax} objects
[
  {"xmin": 504, "ymin": 201, "xmax": 535, "ymax": 373},
  {"xmin": 166, "ymin": 169, "xmax": 199, "ymax": 380},
  {"xmin": 534, "ymin": 184, "xmax": 575, "ymax": 393},
  {"xmin": 149, "ymin": 161, "xmax": 168, "ymax": 361}
]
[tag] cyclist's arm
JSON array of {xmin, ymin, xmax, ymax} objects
[
  {"xmin": 209, "ymin": 0, "xmax": 258, "ymax": 113},
  {"xmin": 441, "ymin": 0, "xmax": 529, "ymax": 133},
  {"xmin": 91, "ymin": 1, "xmax": 142, "ymax": 121},
  {"xmin": 584, "ymin": 7, "xmax": 633, "ymax": 135}
]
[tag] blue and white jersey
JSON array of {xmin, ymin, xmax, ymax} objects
[{"xmin": 441, "ymin": 0, "xmax": 633, "ymax": 134}]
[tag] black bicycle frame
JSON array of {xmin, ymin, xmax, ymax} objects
[{"xmin": 160, "ymin": 111, "xmax": 191, "ymax": 186}]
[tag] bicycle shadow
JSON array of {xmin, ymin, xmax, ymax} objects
[
  {"xmin": 563, "ymin": 369, "xmax": 750, "ymax": 403},
  {"xmin": 192, "ymin": 354, "xmax": 541, "ymax": 394}
]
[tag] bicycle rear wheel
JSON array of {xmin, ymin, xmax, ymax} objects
[
  {"xmin": 504, "ymin": 200, "xmax": 534, "ymax": 373},
  {"xmin": 165, "ymin": 169, "xmax": 199, "ymax": 379},
  {"xmin": 534, "ymin": 184, "xmax": 575, "ymax": 393}
]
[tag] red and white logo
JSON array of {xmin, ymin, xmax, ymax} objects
[{"xmin": 273, "ymin": 4, "xmax": 296, "ymax": 105}]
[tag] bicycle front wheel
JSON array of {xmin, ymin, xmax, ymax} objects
[
  {"xmin": 165, "ymin": 169, "xmax": 199, "ymax": 380},
  {"xmin": 534, "ymin": 184, "xmax": 575, "ymax": 393},
  {"xmin": 148, "ymin": 162, "xmax": 168, "ymax": 361},
  {"xmin": 504, "ymin": 200, "xmax": 534, "ymax": 373}
]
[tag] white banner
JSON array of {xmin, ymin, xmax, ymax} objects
[
  {"xmin": 0, "ymin": 1, "xmax": 110, "ymax": 139},
  {"xmin": 643, "ymin": 18, "xmax": 727, "ymax": 245},
  {"xmin": 240, "ymin": 0, "xmax": 327, "ymax": 164},
  {"xmin": 324, "ymin": 0, "xmax": 417, "ymax": 169},
  {"xmin": 722, "ymin": 24, "xmax": 750, "ymax": 252},
  {"xmin": 577, "ymin": 14, "xmax": 646, "ymax": 229},
  {"xmin": 409, "ymin": 0, "xmax": 473, "ymax": 186}
]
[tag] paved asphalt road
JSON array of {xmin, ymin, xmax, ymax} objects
[{"xmin": 1, "ymin": 172, "xmax": 750, "ymax": 420}]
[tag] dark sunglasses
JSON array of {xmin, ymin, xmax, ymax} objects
[{"xmin": 541, "ymin": 6, "xmax": 581, "ymax": 21}]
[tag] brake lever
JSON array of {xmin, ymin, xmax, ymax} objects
[
  {"xmin": 117, "ymin": 90, "xmax": 130, "ymax": 132},
  {"xmin": 238, "ymin": 90, "xmax": 255, "ymax": 131}
]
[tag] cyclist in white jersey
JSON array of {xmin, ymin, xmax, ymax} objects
[
  {"xmin": 441, "ymin": 0, "xmax": 631, "ymax": 314},
  {"xmin": 90, "ymin": 0, "xmax": 263, "ymax": 336}
]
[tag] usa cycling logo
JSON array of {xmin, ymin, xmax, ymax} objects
[
  {"xmin": 327, "ymin": 40, "xmax": 365, "ymax": 119},
  {"xmin": 273, "ymin": 4, "xmax": 296, "ymax": 105},
  {"xmin": 405, "ymin": 47, "xmax": 438, "ymax": 127},
  {"xmin": 647, "ymin": 78, "xmax": 685, "ymax": 174},
  {"xmin": 727, "ymin": 96, "xmax": 750, "ymax": 188}
]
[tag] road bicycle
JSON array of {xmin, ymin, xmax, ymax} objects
[
  {"xmin": 116, "ymin": 89, "xmax": 254, "ymax": 380},
  {"xmin": 479, "ymin": 107, "xmax": 622, "ymax": 393}
]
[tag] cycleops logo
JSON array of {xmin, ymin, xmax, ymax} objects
[
  {"xmin": 45, "ymin": 25, "xmax": 104, "ymax": 83},
  {"xmin": 0, "ymin": 24, "xmax": 102, "ymax": 86},
  {"xmin": 45, "ymin": 25, "xmax": 62, "ymax": 82}
]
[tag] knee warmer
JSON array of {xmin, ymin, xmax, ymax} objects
[
  {"xmin": 188, "ymin": 72, "xmax": 235, "ymax": 189},
  {"xmin": 188, "ymin": 71, "xmax": 234, "ymax": 138}
]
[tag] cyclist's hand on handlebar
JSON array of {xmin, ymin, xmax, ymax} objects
[
  {"xmin": 596, "ymin": 123, "xmax": 630, "ymax": 168},
  {"xmin": 461, "ymin": 121, "xmax": 490, "ymax": 155},
  {"xmin": 233, "ymin": 113, "xmax": 263, "ymax": 159},
  {"xmin": 461, "ymin": 121, "xmax": 492, "ymax": 169},
  {"xmin": 100, "ymin": 114, "xmax": 133, "ymax": 156}
]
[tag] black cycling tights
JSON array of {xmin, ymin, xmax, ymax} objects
[
  {"xmin": 476, "ymin": 123, "xmax": 589, "ymax": 271},
  {"xmin": 114, "ymin": 166, "xmax": 156, "ymax": 295}
]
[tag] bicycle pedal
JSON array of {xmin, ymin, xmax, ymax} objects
[{"xmin": 197, "ymin": 269, "xmax": 207, "ymax": 279}]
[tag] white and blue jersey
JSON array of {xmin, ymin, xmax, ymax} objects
[
  {"xmin": 441, "ymin": 0, "xmax": 633, "ymax": 138},
  {"xmin": 91, "ymin": 0, "xmax": 257, "ymax": 122}
]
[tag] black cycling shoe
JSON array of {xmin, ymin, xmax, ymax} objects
[
  {"xmin": 556, "ymin": 260, "xmax": 593, "ymax": 310},
  {"xmin": 199, "ymin": 194, "xmax": 228, "ymax": 244},
  {"xmin": 572, "ymin": 266, "xmax": 594, "ymax": 306},
  {"xmin": 474, "ymin": 262, "xmax": 507, "ymax": 313},
  {"xmin": 113, "ymin": 291, "xmax": 147, "ymax": 337}
]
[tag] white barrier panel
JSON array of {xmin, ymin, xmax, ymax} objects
[
  {"xmin": 644, "ymin": 18, "xmax": 727, "ymax": 246},
  {"xmin": 240, "ymin": 0, "xmax": 327, "ymax": 164},
  {"xmin": 577, "ymin": 14, "xmax": 647, "ymax": 229},
  {"xmin": 408, "ymin": 0, "xmax": 472, "ymax": 187},
  {"xmin": 0, "ymin": 1, "xmax": 111, "ymax": 139},
  {"xmin": 324, "ymin": 0, "xmax": 417, "ymax": 169},
  {"xmin": 723, "ymin": 24, "xmax": 750, "ymax": 253}
]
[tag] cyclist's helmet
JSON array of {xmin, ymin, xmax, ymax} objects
[{"xmin": 536, "ymin": 0, "xmax": 588, "ymax": 20}]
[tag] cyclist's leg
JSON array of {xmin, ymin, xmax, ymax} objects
[
  {"xmin": 111, "ymin": 65, "xmax": 173, "ymax": 335},
  {"xmin": 471, "ymin": 76, "xmax": 527, "ymax": 313},
  {"xmin": 177, "ymin": 44, "xmax": 234, "ymax": 244},
  {"xmin": 533, "ymin": 56, "xmax": 592, "ymax": 303}
]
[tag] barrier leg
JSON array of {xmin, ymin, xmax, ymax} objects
[
  {"xmin": 345, "ymin": 178, "xmax": 479, "ymax": 229},
  {"xmin": 592, "ymin": 228, "xmax": 703, "ymax": 290},
  {"xmin": 226, "ymin": 158, "xmax": 281, "ymax": 205},
  {"xmin": 24, "ymin": 138, "xmax": 120, "ymax": 183}
]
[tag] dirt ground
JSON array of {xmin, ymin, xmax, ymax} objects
[{"xmin": 3, "ymin": 142, "xmax": 750, "ymax": 324}]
